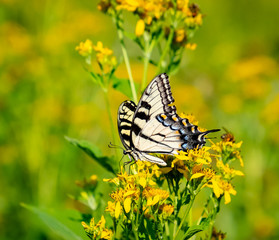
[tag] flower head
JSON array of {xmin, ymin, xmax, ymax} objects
[
  {"xmin": 82, "ymin": 216, "xmax": 113, "ymax": 240},
  {"xmin": 75, "ymin": 39, "xmax": 93, "ymax": 57}
]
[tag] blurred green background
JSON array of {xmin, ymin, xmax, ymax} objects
[{"xmin": 1, "ymin": 0, "xmax": 279, "ymax": 239}]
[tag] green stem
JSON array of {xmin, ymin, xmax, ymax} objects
[
  {"xmin": 141, "ymin": 37, "xmax": 156, "ymax": 93},
  {"xmin": 157, "ymin": 27, "xmax": 175, "ymax": 74},
  {"xmin": 172, "ymin": 195, "xmax": 178, "ymax": 239},
  {"xmin": 165, "ymin": 221, "xmax": 170, "ymax": 240},
  {"xmin": 114, "ymin": 15, "xmax": 138, "ymax": 103},
  {"xmin": 172, "ymin": 179, "xmax": 180, "ymax": 239},
  {"xmin": 103, "ymin": 90, "xmax": 118, "ymax": 158},
  {"xmin": 173, "ymin": 196, "xmax": 195, "ymax": 240}
]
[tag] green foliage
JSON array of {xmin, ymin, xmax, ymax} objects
[
  {"xmin": 65, "ymin": 136, "xmax": 117, "ymax": 175},
  {"xmin": 1, "ymin": 0, "xmax": 279, "ymax": 239},
  {"xmin": 21, "ymin": 204, "xmax": 86, "ymax": 240}
]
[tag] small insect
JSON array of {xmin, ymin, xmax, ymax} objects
[
  {"xmin": 117, "ymin": 73, "xmax": 220, "ymax": 166},
  {"xmin": 221, "ymin": 128, "xmax": 235, "ymax": 143}
]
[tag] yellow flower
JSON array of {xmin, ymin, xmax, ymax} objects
[
  {"xmin": 191, "ymin": 168, "xmax": 215, "ymax": 180},
  {"xmin": 205, "ymin": 177, "xmax": 237, "ymax": 204},
  {"xmin": 143, "ymin": 187, "xmax": 169, "ymax": 204},
  {"xmin": 115, "ymin": 201, "xmax": 121, "ymax": 219},
  {"xmin": 75, "ymin": 174, "xmax": 98, "ymax": 188},
  {"xmin": 135, "ymin": 19, "xmax": 145, "ymax": 37},
  {"xmin": 116, "ymin": 0, "xmax": 141, "ymax": 12},
  {"xmin": 185, "ymin": 13, "xmax": 203, "ymax": 27},
  {"xmin": 75, "ymin": 39, "xmax": 93, "ymax": 57},
  {"xmin": 82, "ymin": 216, "xmax": 113, "ymax": 239},
  {"xmin": 175, "ymin": 29, "xmax": 186, "ymax": 43},
  {"xmin": 124, "ymin": 197, "xmax": 132, "ymax": 213},
  {"xmin": 159, "ymin": 204, "xmax": 174, "ymax": 218},
  {"xmin": 175, "ymin": 147, "xmax": 213, "ymax": 166},
  {"xmin": 91, "ymin": 41, "xmax": 117, "ymax": 73},
  {"xmin": 185, "ymin": 43, "xmax": 197, "ymax": 50},
  {"xmin": 210, "ymin": 140, "xmax": 244, "ymax": 167},
  {"xmin": 216, "ymin": 160, "xmax": 244, "ymax": 179},
  {"xmin": 93, "ymin": 41, "xmax": 113, "ymax": 56}
]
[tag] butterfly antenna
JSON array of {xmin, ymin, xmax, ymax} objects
[
  {"xmin": 205, "ymin": 136, "xmax": 217, "ymax": 140},
  {"xmin": 108, "ymin": 142, "xmax": 124, "ymax": 151}
]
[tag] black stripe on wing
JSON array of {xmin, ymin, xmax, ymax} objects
[{"xmin": 117, "ymin": 100, "xmax": 137, "ymax": 149}]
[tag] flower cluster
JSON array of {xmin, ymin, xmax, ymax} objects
[
  {"xmin": 76, "ymin": 39, "xmax": 117, "ymax": 74},
  {"xmin": 79, "ymin": 127, "xmax": 243, "ymax": 239},
  {"xmin": 97, "ymin": 0, "xmax": 203, "ymax": 77},
  {"xmin": 82, "ymin": 216, "xmax": 113, "ymax": 240},
  {"xmin": 104, "ymin": 161, "xmax": 173, "ymax": 220}
]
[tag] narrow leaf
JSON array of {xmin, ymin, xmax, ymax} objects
[
  {"xmin": 183, "ymin": 225, "xmax": 204, "ymax": 239},
  {"xmin": 21, "ymin": 203, "xmax": 84, "ymax": 240},
  {"xmin": 112, "ymin": 77, "xmax": 139, "ymax": 99},
  {"xmin": 65, "ymin": 136, "xmax": 116, "ymax": 175}
]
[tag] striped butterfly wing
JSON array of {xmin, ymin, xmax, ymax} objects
[
  {"xmin": 132, "ymin": 73, "xmax": 219, "ymax": 155},
  {"xmin": 117, "ymin": 73, "xmax": 219, "ymax": 166},
  {"xmin": 117, "ymin": 100, "xmax": 136, "ymax": 150},
  {"xmin": 118, "ymin": 100, "xmax": 167, "ymax": 166}
]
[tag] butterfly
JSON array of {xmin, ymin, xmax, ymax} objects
[{"xmin": 117, "ymin": 73, "xmax": 220, "ymax": 166}]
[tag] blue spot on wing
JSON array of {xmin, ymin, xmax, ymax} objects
[{"xmin": 182, "ymin": 143, "xmax": 188, "ymax": 150}]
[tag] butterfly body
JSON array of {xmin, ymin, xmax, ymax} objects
[{"xmin": 117, "ymin": 73, "xmax": 219, "ymax": 166}]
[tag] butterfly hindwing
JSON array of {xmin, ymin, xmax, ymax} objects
[{"xmin": 117, "ymin": 100, "xmax": 136, "ymax": 150}]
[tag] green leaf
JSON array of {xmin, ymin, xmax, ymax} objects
[
  {"xmin": 65, "ymin": 136, "xmax": 117, "ymax": 175},
  {"xmin": 183, "ymin": 225, "xmax": 204, "ymax": 239},
  {"xmin": 183, "ymin": 217, "xmax": 211, "ymax": 239},
  {"xmin": 112, "ymin": 76, "xmax": 139, "ymax": 100},
  {"xmin": 21, "ymin": 203, "xmax": 85, "ymax": 240}
]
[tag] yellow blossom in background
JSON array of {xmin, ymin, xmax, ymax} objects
[
  {"xmin": 261, "ymin": 94, "xmax": 279, "ymax": 125},
  {"xmin": 185, "ymin": 13, "xmax": 203, "ymax": 27},
  {"xmin": 175, "ymin": 29, "xmax": 186, "ymax": 42},
  {"xmin": 241, "ymin": 78, "xmax": 270, "ymax": 100},
  {"xmin": 185, "ymin": 42, "xmax": 197, "ymax": 50},
  {"xmin": 220, "ymin": 94, "xmax": 243, "ymax": 114},
  {"xmin": 93, "ymin": 41, "xmax": 117, "ymax": 73},
  {"xmin": 93, "ymin": 41, "xmax": 113, "ymax": 56},
  {"xmin": 227, "ymin": 55, "xmax": 278, "ymax": 82},
  {"xmin": 135, "ymin": 19, "xmax": 145, "ymax": 37},
  {"xmin": 75, "ymin": 39, "xmax": 93, "ymax": 57}
]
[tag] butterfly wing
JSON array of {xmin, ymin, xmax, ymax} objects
[
  {"xmin": 117, "ymin": 100, "xmax": 136, "ymax": 150},
  {"xmin": 131, "ymin": 73, "xmax": 219, "ymax": 155},
  {"xmin": 117, "ymin": 100, "xmax": 167, "ymax": 166}
]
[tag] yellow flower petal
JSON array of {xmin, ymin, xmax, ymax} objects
[
  {"xmin": 190, "ymin": 172, "xmax": 205, "ymax": 180},
  {"xmin": 115, "ymin": 201, "xmax": 121, "ymax": 219},
  {"xmin": 124, "ymin": 197, "xmax": 131, "ymax": 213},
  {"xmin": 124, "ymin": 190, "xmax": 136, "ymax": 197},
  {"xmin": 149, "ymin": 179, "xmax": 156, "ymax": 186},
  {"xmin": 139, "ymin": 177, "xmax": 147, "ymax": 188},
  {"xmin": 224, "ymin": 191, "xmax": 231, "ymax": 204},
  {"xmin": 212, "ymin": 180, "xmax": 222, "ymax": 198},
  {"xmin": 135, "ymin": 19, "xmax": 145, "ymax": 37},
  {"xmin": 152, "ymin": 195, "xmax": 160, "ymax": 205}
]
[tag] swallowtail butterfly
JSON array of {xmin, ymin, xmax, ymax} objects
[{"xmin": 117, "ymin": 73, "xmax": 219, "ymax": 166}]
